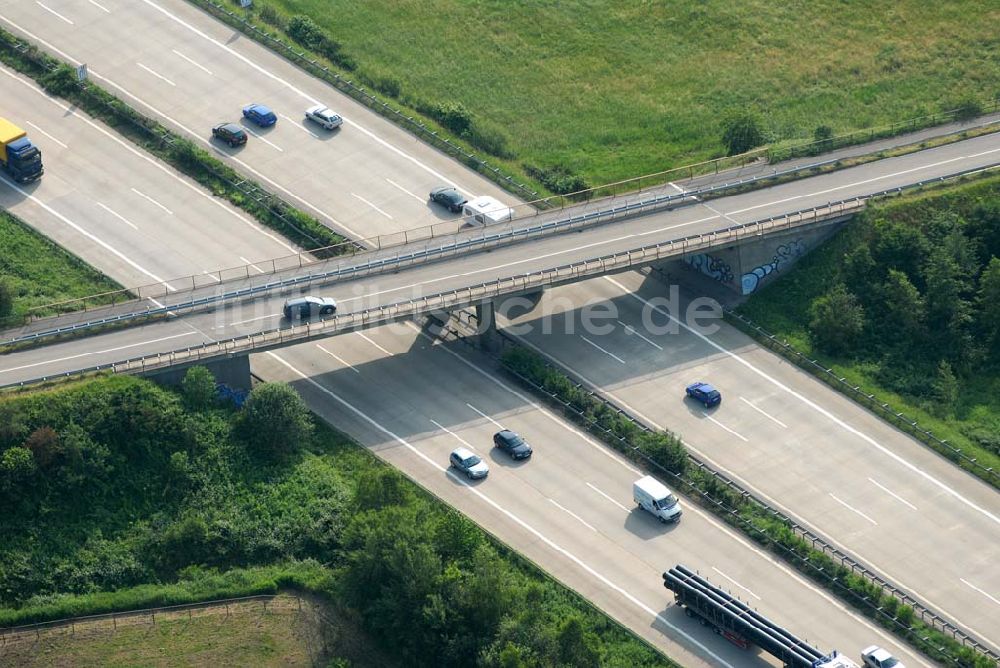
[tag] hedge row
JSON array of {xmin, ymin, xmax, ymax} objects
[
  {"xmin": 0, "ymin": 28, "xmax": 348, "ymax": 255},
  {"xmin": 499, "ymin": 345, "xmax": 996, "ymax": 668}
]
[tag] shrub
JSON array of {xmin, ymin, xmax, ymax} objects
[
  {"xmin": 0, "ymin": 277, "xmax": 13, "ymax": 318},
  {"xmin": 257, "ymin": 4, "xmax": 283, "ymax": 28},
  {"xmin": 1, "ymin": 446, "xmax": 36, "ymax": 484},
  {"xmin": 808, "ymin": 283, "xmax": 865, "ymax": 355},
  {"xmin": 721, "ymin": 112, "xmax": 766, "ymax": 156},
  {"xmin": 238, "ymin": 382, "xmax": 313, "ymax": 458},
  {"xmin": 24, "ymin": 426, "xmax": 61, "ymax": 468},
  {"xmin": 181, "ymin": 366, "xmax": 216, "ymax": 410},
  {"xmin": 38, "ymin": 64, "xmax": 78, "ymax": 96},
  {"xmin": 524, "ymin": 164, "xmax": 590, "ymax": 197},
  {"xmin": 952, "ymin": 97, "xmax": 982, "ymax": 122},
  {"xmin": 434, "ymin": 101, "xmax": 473, "ymax": 135}
]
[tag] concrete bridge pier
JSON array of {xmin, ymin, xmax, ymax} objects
[
  {"xmin": 475, "ymin": 301, "xmax": 503, "ymax": 354},
  {"xmin": 143, "ymin": 354, "xmax": 253, "ymax": 392}
]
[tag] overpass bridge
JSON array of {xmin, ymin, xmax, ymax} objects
[{"xmin": 1, "ymin": 132, "xmax": 999, "ymax": 388}]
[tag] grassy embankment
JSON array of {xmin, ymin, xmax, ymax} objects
[
  {"xmin": 229, "ymin": 0, "xmax": 995, "ymax": 188},
  {"xmin": 0, "ymin": 374, "xmax": 673, "ymax": 668},
  {"xmin": 0, "ymin": 211, "xmax": 122, "ymax": 323},
  {"xmin": 735, "ymin": 175, "xmax": 1000, "ymax": 481}
]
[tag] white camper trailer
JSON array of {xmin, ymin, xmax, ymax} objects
[{"xmin": 463, "ymin": 195, "xmax": 515, "ymax": 226}]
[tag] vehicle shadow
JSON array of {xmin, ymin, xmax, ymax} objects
[
  {"xmin": 624, "ymin": 507, "xmax": 680, "ymax": 540},
  {"xmin": 487, "ymin": 448, "xmax": 532, "ymax": 468}
]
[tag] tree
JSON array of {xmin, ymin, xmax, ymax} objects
[
  {"xmin": 808, "ymin": 283, "xmax": 865, "ymax": 355},
  {"xmin": 923, "ymin": 247, "xmax": 973, "ymax": 360},
  {"xmin": 879, "ymin": 269, "xmax": 925, "ymax": 345},
  {"xmin": 23, "ymin": 426, "xmax": 62, "ymax": 469},
  {"xmin": 354, "ymin": 467, "xmax": 412, "ymax": 511},
  {"xmin": 181, "ymin": 366, "xmax": 216, "ymax": 409},
  {"xmin": 238, "ymin": 382, "xmax": 313, "ymax": 458},
  {"xmin": 0, "ymin": 277, "xmax": 13, "ymax": 319},
  {"xmin": 556, "ymin": 617, "xmax": 600, "ymax": 668},
  {"xmin": 721, "ymin": 113, "xmax": 765, "ymax": 156},
  {"xmin": 977, "ymin": 257, "xmax": 1000, "ymax": 352},
  {"xmin": 931, "ymin": 360, "xmax": 959, "ymax": 416},
  {"xmin": 0, "ymin": 447, "xmax": 36, "ymax": 487}
]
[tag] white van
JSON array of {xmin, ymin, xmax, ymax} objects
[
  {"xmin": 633, "ymin": 475, "xmax": 682, "ymax": 522},
  {"xmin": 463, "ymin": 195, "xmax": 515, "ymax": 226}
]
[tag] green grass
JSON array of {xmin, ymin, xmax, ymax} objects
[
  {"xmin": 735, "ymin": 174, "xmax": 1000, "ymax": 484},
  {"xmin": 252, "ymin": 0, "xmax": 997, "ymax": 185},
  {"xmin": 0, "ymin": 595, "xmax": 334, "ymax": 668},
  {"xmin": 0, "ymin": 211, "xmax": 123, "ymax": 320}
]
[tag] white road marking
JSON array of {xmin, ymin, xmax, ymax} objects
[
  {"xmin": 711, "ymin": 567, "xmax": 761, "ymax": 601},
  {"xmin": 580, "ymin": 335, "xmax": 626, "ymax": 364},
  {"xmin": 704, "ymin": 414, "xmax": 748, "ymax": 442},
  {"xmin": 0, "ymin": 61, "xmax": 296, "ymax": 255},
  {"xmin": 86, "ymin": 0, "xmax": 110, "ymax": 13},
  {"xmin": 239, "ymin": 256, "xmax": 265, "ymax": 273},
  {"xmin": 586, "ymin": 482, "xmax": 630, "ymax": 512},
  {"xmin": 218, "ymin": 313, "xmax": 279, "ymax": 328},
  {"xmin": 136, "ymin": 62, "xmax": 176, "ymax": 87},
  {"xmin": 637, "ymin": 213, "xmax": 719, "ymax": 237},
  {"xmin": 355, "ymin": 331, "xmax": 392, "ymax": 356},
  {"xmin": 279, "ymin": 114, "xmax": 321, "ymax": 138},
  {"xmin": 616, "ymin": 320, "xmax": 662, "ymax": 350},
  {"xmin": 386, "ymin": 178, "xmax": 425, "ymax": 203},
  {"xmin": 352, "ymin": 193, "xmax": 394, "ymax": 219},
  {"xmin": 668, "ymin": 181, "xmax": 686, "ymax": 194},
  {"xmin": 960, "ymin": 579, "xmax": 1000, "ymax": 608},
  {"xmin": 739, "ymin": 396, "xmax": 787, "ymax": 428},
  {"xmin": 604, "ymin": 275, "xmax": 1000, "ymax": 527},
  {"xmin": 171, "ymin": 48, "xmax": 211, "ymax": 75},
  {"xmin": 95, "ymin": 202, "xmax": 138, "ymax": 230},
  {"xmin": 202, "ymin": 270, "xmax": 220, "ymax": 282},
  {"xmin": 242, "ymin": 126, "xmax": 283, "ymax": 151},
  {"xmin": 466, "ymin": 403, "xmax": 504, "ymax": 428},
  {"xmin": 549, "ymin": 498, "xmax": 597, "ymax": 532},
  {"xmin": 35, "ymin": 2, "xmax": 73, "ymax": 24},
  {"xmin": 829, "ymin": 493, "xmax": 878, "ymax": 526},
  {"xmin": 315, "ymin": 343, "xmax": 359, "ymax": 373},
  {"xmin": 0, "ymin": 178, "xmax": 172, "ymax": 289},
  {"xmin": 130, "ymin": 187, "xmax": 173, "ymax": 214},
  {"xmin": 430, "ymin": 419, "xmax": 478, "ymax": 451},
  {"xmin": 25, "ymin": 121, "xmax": 67, "ymax": 148},
  {"xmin": 0, "ymin": 331, "xmax": 199, "ymax": 375},
  {"xmin": 868, "ymin": 478, "xmax": 918, "ymax": 510},
  {"xmin": 266, "ymin": 351, "xmax": 735, "ymax": 668},
  {"xmin": 702, "ymin": 202, "xmax": 739, "ymax": 225}
]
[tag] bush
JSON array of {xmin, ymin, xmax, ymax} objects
[
  {"xmin": 721, "ymin": 112, "xmax": 766, "ymax": 156},
  {"xmin": 0, "ymin": 277, "xmax": 13, "ymax": 318},
  {"xmin": 524, "ymin": 164, "xmax": 590, "ymax": 197},
  {"xmin": 38, "ymin": 64, "xmax": 78, "ymax": 96},
  {"xmin": 286, "ymin": 15, "xmax": 355, "ymax": 71},
  {"xmin": 238, "ymin": 382, "xmax": 313, "ymax": 458},
  {"xmin": 808, "ymin": 283, "xmax": 865, "ymax": 355},
  {"xmin": 434, "ymin": 101, "xmax": 474, "ymax": 135},
  {"xmin": 952, "ymin": 97, "xmax": 982, "ymax": 122},
  {"xmin": 257, "ymin": 4, "xmax": 283, "ymax": 28},
  {"xmin": 181, "ymin": 366, "xmax": 216, "ymax": 410}
]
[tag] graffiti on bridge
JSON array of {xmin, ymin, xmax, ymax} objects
[
  {"xmin": 683, "ymin": 252, "xmax": 734, "ymax": 285},
  {"xmin": 740, "ymin": 239, "xmax": 806, "ymax": 294}
]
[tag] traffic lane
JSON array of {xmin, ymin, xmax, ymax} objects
[
  {"xmin": 0, "ymin": 0, "xmax": 514, "ymax": 237},
  {"xmin": 254, "ymin": 329, "xmax": 927, "ymax": 668},
  {"xmin": 503, "ymin": 270, "xmax": 1000, "ymax": 644},
  {"xmin": 0, "ymin": 65, "xmax": 296, "ymax": 286}
]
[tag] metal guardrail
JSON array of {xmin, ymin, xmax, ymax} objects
[
  {"xmin": 14, "ymin": 156, "xmax": 1000, "ymax": 347},
  {"xmin": 470, "ymin": 322, "xmax": 1000, "ymax": 664},
  {"xmin": 724, "ymin": 310, "xmax": 999, "ymax": 488}
]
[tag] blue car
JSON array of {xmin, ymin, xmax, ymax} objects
[
  {"xmin": 686, "ymin": 382, "xmax": 721, "ymax": 408},
  {"xmin": 242, "ymin": 103, "xmax": 277, "ymax": 127}
]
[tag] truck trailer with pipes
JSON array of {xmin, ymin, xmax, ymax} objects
[{"xmin": 663, "ymin": 564, "xmax": 861, "ymax": 668}]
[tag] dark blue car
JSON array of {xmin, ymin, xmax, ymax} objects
[
  {"xmin": 685, "ymin": 382, "xmax": 721, "ymax": 408},
  {"xmin": 242, "ymin": 103, "xmax": 277, "ymax": 127}
]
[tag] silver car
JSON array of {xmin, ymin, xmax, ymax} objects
[
  {"xmin": 304, "ymin": 104, "xmax": 343, "ymax": 130},
  {"xmin": 449, "ymin": 447, "xmax": 489, "ymax": 480},
  {"xmin": 283, "ymin": 296, "xmax": 337, "ymax": 320}
]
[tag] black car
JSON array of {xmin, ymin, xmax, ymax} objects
[
  {"xmin": 429, "ymin": 186, "xmax": 468, "ymax": 213},
  {"xmin": 493, "ymin": 430, "xmax": 533, "ymax": 460},
  {"xmin": 212, "ymin": 122, "xmax": 248, "ymax": 147}
]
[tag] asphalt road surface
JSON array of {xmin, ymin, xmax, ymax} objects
[{"xmin": 1, "ymin": 0, "xmax": 997, "ymax": 661}]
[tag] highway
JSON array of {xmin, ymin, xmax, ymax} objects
[
  {"xmin": 0, "ymin": 0, "xmax": 997, "ymax": 663},
  {"xmin": 0, "ymin": 60, "xmax": 930, "ymax": 668}
]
